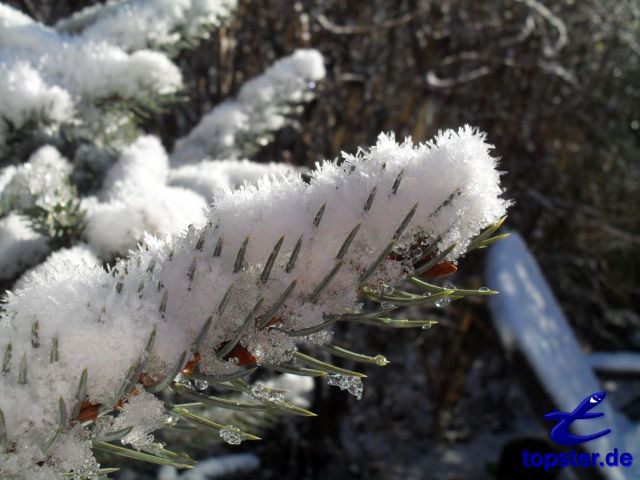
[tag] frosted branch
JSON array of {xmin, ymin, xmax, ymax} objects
[{"xmin": 0, "ymin": 127, "xmax": 509, "ymax": 477}]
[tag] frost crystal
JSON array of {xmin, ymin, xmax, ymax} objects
[{"xmin": 327, "ymin": 374, "xmax": 364, "ymax": 400}]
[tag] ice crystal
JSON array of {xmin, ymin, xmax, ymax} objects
[
  {"xmin": 327, "ymin": 374, "xmax": 364, "ymax": 400},
  {"xmin": 219, "ymin": 425, "xmax": 245, "ymax": 445}
]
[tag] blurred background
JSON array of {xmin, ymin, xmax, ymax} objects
[{"xmin": 5, "ymin": 0, "xmax": 640, "ymax": 478}]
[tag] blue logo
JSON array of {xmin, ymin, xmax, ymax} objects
[{"xmin": 544, "ymin": 392, "xmax": 612, "ymax": 445}]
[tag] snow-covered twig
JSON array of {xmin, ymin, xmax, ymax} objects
[{"xmin": 171, "ymin": 49, "xmax": 326, "ymax": 164}]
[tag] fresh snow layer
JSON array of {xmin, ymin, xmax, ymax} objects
[{"xmin": 0, "ymin": 127, "xmax": 508, "ymax": 478}]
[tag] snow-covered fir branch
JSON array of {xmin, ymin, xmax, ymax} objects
[
  {"xmin": 171, "ymin": 49, "xmax": 326, "ymax": 164},
  {"xmin": 0, "ymin": 3, "xmax": 182, "ymax": 151},
  {"xmin": 55, "ymin": 0, "xmax": 237, "ymax": 52},
  {"xmin": 0, "ymin": 127, "xmax": 509, "ymax": 478}
]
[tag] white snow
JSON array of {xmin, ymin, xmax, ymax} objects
[
  {"xmin": 56, "ymin": 0, "xmax": 237, "ymax": 51},
  {"xmin": 14, "ymin": 244, "xmax": 101, "ymax": 291},
  {"xmin": 169, "ymin": 159, "xmax": 303, "ymax": 201},
  {"xmin": 0, "ymin": 213, "xmax": 50, "ymax": 281},
  {"xmin": 84, "ymin": 136, "xmax": 207, "ymax": 258},
  {"xmin": 0, "ymin": 145, "xmax": 73, "ymax": 212},
  {"xmin": 0, "ymin": 4, "xmax": 182, "ymax": 150},
  {"xmin": 158, "ymin": 453, "xmax": 260, "ymax": 480},
  {"xmin": 485, "ymin": 232, "xmax": 639, "ymax": 480}
]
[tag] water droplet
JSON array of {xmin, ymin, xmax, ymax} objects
[
  {"xmin": 382, "ymin": 285, "xmax": 394, "ymax": 295},
  {"xmin": 422, "ymin": 323, "xmax": 434, "ymax": 330},
  {"xmin": 175, "ymin": 376, "xmax": 191, "ymax": 387},
  {"xmin": 327, "ymin": 373, "xmax": 363, "ymax": 400},
  {"xmin": 308, "ymin": 81, "xmax": 316, "ymax": 90},
  {"xmin": 380, "ymin": 301, "xmax": 394, "ymax": 309},
  {"xmin": 194, "ymin": 379, "xmax": 208, "ymax": 391},
  {"xmin": 444, "ymin": 282, "xmax": 456, "ymax": 290},
  {"xmin": 374, "ymin": 355, "xmax": 389, "ymax": 366},
  {"xmin": 219, "ymin": 425, "xmax": 244, "ymax": 445},
  {"xmin": 479, "ymin": 287, "xmax": 490, "ymax": 292}
]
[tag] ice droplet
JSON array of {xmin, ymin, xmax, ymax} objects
[
  {"xmin": 435, "ymin": 297, "xmax": 451, "ymax": 308},
  {"xmin": 194, "ymin": 379, "xmax": 208, "ymax": 391},
  {"xmin": 251, "ymin": 384, "xmax": 266, "ymax": 399},
  {"xmin": 219, "ymin": 425, "xmax": 244, "ymax": 445},
  {"xmin": 374, "ymin": 355, "xmax": 389, "ymax": 366},
  {"xmin": 327, "ymin": 374, "xmax": 363, "ymax": 400},
  {"xmin": 164, "ymin": 414, "xmax": 179, "ymax": 426},
  {"xmin": 251, "ymin": 384, "xmax": 285, "ymax": 403},
  {"xmin": 175, "ymin": 376, "xmax": 191, "ymax": 387}
]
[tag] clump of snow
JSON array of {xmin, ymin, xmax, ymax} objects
[
  {"xmin": 100, "ymin": 135, "xmax": 170, "ymax": 196},
  {"xmin": 83, "ymin": 136, "xmax": 206, "ymax": 258},
  {"xmin": 0, "ymin": 128, "xmax": 508, "ymax": 477},
  {"xmin": 0, "ymin": 145, "xmax": 73, "ymax": 213},
  {"xmin": 171, "ymin": 49, "xmax": 326, "ymax": 164},
  {"xmin": 0, "ymin": 62, "xmax": 74, "ymax": 147},
  {"xmin": 0, "ymin": 213, "xmax": 50, "ymax": 280},
  {"xmin": 107, "ymin": 388, "xmax": 168, "ymax": 450}
]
